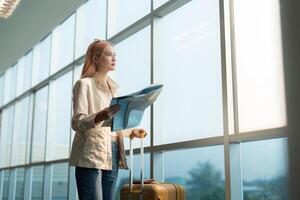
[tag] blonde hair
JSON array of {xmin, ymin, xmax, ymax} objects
[{"xmin": 81, "ymin": 39, "xmax": 114, "ymax": 78}]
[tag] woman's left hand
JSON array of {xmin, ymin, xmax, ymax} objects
[{"xmin": 130, "ymin": 128, "xmax": 147, "ymax": 139}]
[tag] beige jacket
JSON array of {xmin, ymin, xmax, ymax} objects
[{"xmin": 69, "ymin": 76, "xmax": 130, "ymax": 170}]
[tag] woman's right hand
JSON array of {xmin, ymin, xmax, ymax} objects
[
  {"xmin": 129, "ymin": 128, "xmax": 147, "ymax": 139},
  {"xmin": 95, "ymin": 104, "xmax": 120, "ymax": 123}
]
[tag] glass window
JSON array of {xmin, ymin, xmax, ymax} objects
[
  {"xmin": 107, "ymin": 0, "xmax": 151, "ymax": 37},
  {"xmin": 14, "ymin": 95, "xmax": 30, "ymax": 165},
  {"xmin": 68, "ymin": 166, "xmax": 78, "ymax": 200},
  {"xmin": 16, "ymin": 168, "xmax": 25, "ymax": 200},
  {"xmin": 52, "ymin": 163, "xmax": 68, "ymax": 200},
  {"xmin": 153, "ymin": 0, "xmax": 223, "ymax": 145},
  {"xmin": 241, "ymin": 138, "xmax": 288, "ymax": 200},
  {"xmin": 71, "ymin": 64, "xmax": 83, "ymax": 151},
  {"xmin": 233, "ymin": 0, "xmax": 286, "ymax": 132},
  {"xmin": 32, "ymin": 35, "xmax": 51, "ymax": 86},
  {"xmin": 111, "ymin": 26, "xmax": 151, "ymax": 148},
  {"xmin": 0, "ymin": 74, "xmax": 4, "ymax": 106},
  {"xmin": 73, "ymin": 64, "xmax": 83, "ymax": 85},
  {"xmin": 3, "ymin": 64, "xmax": 17, "ymax": 104},
  {"xmin": 32, "ymin": 166, "xmax": 44, "ymax": 200},
  {"xmin": 16, "ymin": 51, "xmax": 33, "ymax": 96},
  {"xmin": 0, "ymin": 105, "xmax": 15, "ymax": 167},
  {"xmin": 31, "ymin": 86, "xmax": 48, "ymax": 162},
  {"xmin": 112, "ymin": 26, "xmax": 151, "ymax": 96},
  {"xmin": 0, "ymin": 111, "xmax": 1, "ymax": 143},
  {"xmin": 163, "ymin": 146, "xmax": 225, "ymax": 200},
  {"xmin": 47, "ymin": 71, "xmax": 72, "ymax": 160},
  {"xmin": 51, "ymin": 14, "xmax": 75, "ymax": 74},
  {"xmin": 153, "ymin": 0, "xmax": 169, "ymax": 9},
  {"xmin": 75, "ymin": 0, "xmax": 106, "ymax": 59},
  {"xmin": 115, "ymin": 153, "xmax": 150, "ymax": 200},
  {"xmin": 2, "ymin": 170, "xmax": 10, "ymax": 200}
]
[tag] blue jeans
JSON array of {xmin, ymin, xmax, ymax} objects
[{"xmin": 75, "ymin": 141, "xmax": 119, "ymax": 200}]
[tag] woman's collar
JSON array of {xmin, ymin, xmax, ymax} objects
[{"xmin": 92, "ymin": 75, "xmax": 119, "ymax": 93}]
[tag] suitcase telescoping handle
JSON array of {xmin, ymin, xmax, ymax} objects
[{"xmin": 129, "ymin": 131, "xmax": 146, "ymax": 198}]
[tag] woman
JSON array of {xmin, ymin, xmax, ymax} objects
[{"xmin": 69, "ymin": 39, "xmax": 147, "ymax": 200}]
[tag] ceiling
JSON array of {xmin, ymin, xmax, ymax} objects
[{"xmin": 0, "ymin": 0, "xmax": 86, "ymax": 74}]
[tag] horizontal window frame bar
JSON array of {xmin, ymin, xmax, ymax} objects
[
  {"xmin": 108, "ymin": 13, "xmax": 152, "ymax": 44},
  {"xmin": 229, "ymin": 127, "xmax": 287, "ymax": 143},
  {"xmin": 152, "ymin": 0, "xmax": 192, "ymax": 18},
  {"xmin": 0, "ymin": 127, "xmax": 287, "ymax": 170}
]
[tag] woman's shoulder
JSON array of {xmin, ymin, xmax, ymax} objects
[
  {"xmin": 73, "ymin": 77, "xmax": 94, "ymax": 93},
  {"xmin": 74, "ymin": 77, "xmax": 94, "ymax": 86}
]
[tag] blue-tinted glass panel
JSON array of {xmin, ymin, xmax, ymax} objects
[
  {"xmin": 241, "ymin": 138, "xmax": 289, "ymax": 200},
  {"xmin": 32, "ymin": 166, "xmax": 44, "ymax": 200},
  {"xmin": 163, "ymin": 146, "xmax": 225, "ymax": 200},
  {"xmin": 0, "ymin": 74, "xmax": 4, "ymax": 106},
  {"xmin": 71, "ymin": 64, "xmax": 83, "ymax": 151},
  {"xmin": 51, "ymin": 14, "xmax": 75, "ymax": 74},
  {"xmin": 14, "ymin": 95, "xmax": 30, "ymax": 165},
  {"xmin": 108, "ymin": 0, "xmax": 150, "ymax": 37},
  {"xmin": 52, "ymin": 163, "xmax": 68, "ymax": 200},
  {"xmin": 112, "ymin": 26, "xmax": 151, "ymax": 96},
  {"xmin": 47, "ymin": 71, "xmax": 72, "ymax": 160},
  {"xmin": 32, "ymin": 35, "xmax": 51, "ymax": 86},
  {"xmin": 16, "ymin": 168, "xmax": 25, "ymax": 200},
  {"xmin": 0, "ymin": 105, "xmax": 14, "ymax": 167},
  {"xmin": 153, "ymin": 0, "xmax": 169, "ymax": 9},
  {"xmin": 2, "ymin": 170, "xmax": 10, "ymax": 200},
  {"xmin": 68, "ymin": 166, "xmax": 78, "ymax": 200},
  {"xmin": 3, "ymin": 64, "xmax": 17, "ymax": 104},
  {"xmin": 31, "ymin": 86, "xmax": 48, "ymax": 162},
  {"xmin": 153, "ymin": 0, "xmax": 223, "ymax": 144},
  {"xmin": 73, "ymin": 64, "xmax": 83, "ymax": 86},
  {"xmin": 17, "ymin": 51, "xmax": 33, "ymax": 96},
  {"xmin": 75, "ymin": 0, "xmax": 106, "ymax": 59}
]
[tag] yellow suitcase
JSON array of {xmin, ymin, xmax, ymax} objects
[{"xmin": 120, "ymin": 137, "xmax": 185, "ymax": 200}]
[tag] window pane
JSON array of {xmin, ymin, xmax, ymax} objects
[
  {"xmin": 163, "ymin": 146, "xmax": 225, "ymax": 200},
  {"xmin": 51, "ymin": 14, "xmax": 75, "ymax": 74},
  {"xmin": 0, "ymin": 105, "xmax": 14, "ymax": 167},
  {"xmin": 32, "ymin": 166, "xmax": 44, "ymax": 200},
  {"xmin": 153, "ymin": 0, "xmax": 169, "ymax": 9},
  {"xmin": 112, "ymin": 26, "xmax": 151, "ymax": 148},
  {"xmin": 108, "ymin": 0, "xmax": 150, "ymax": 37},
  {"xmin": 52, "ymin": 163, "xmax": 68, "ymax": 200},
  {"xmin": 32, "ymin": 35, "xmax": 51, "ymax": 86},
  {"xmin": 73, "ymin": 64, "xmax": 83, "ymax": 85},
  {"xmin": 75, "ymin": 0, "xmax": 106, "ymax": 59},
  {"xmin": 153, "ymin": 0, "xmax": 223, "ymax": 145},
  {"xmin": 17, "ymin": 51, "xmax": 33, "ymax": 96},
  {"xmin": 31, "ymin": 86, "xmax": 48, "ymax": 162},
  {"xmin": 234, "ymin": 0, "xmax": 286, "ymax": 132},
  {"xmin": 0, "ymin": 74, "xmax": 4, "ymax": 106},
  {"xmin": 47, "ymin": 72, "xmax": 72, "ymax": 160},
  {"xmin": 241, "ymin": 138, "xmax": 288, "ymax": 200},
  {"xmin": 14, "ymin": 95, "xmax": 30, "ymax": 165},
  {"xmin": 68, "ymin": 166, "xmax": 78, "ymax": 200},
  {"xmin": 112, "ymin": 26, "xmax": 151, "ymax": 96},
  {"xmin": 71, "ymin": 64, "xmax": 83, "ymax": 151},
  {"xmin": 115, "ymin": 153, "xmax": 150, "ymax": 200},
  {"xmin": 3, "ymin": 64, "xmax": 17, "ymax": 104},
  {"xmin": 16, "ymin": 168, "xmax": 25, "ymax": 200},
  {"xmin": 2, "ymin": 170, "xmax": 10, "ymax": 200}
]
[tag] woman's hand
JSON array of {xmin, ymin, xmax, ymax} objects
[
  {"xmin": 130, "ymin": 128, "xmax": 147, "ymax": 139},
  {"xmin": 95, "ymin": 104, "xmax": 120, "ymax": 123}
]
